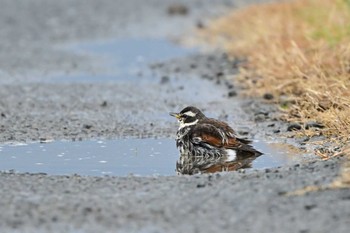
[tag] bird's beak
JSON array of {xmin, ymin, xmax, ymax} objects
[{"xmin": 169, "ymin": 112, "xmax": 181, "ymax": 119}]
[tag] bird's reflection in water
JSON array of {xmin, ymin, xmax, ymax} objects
[{"xmin": 176, "ymin": 151, "xmax": 261, "ymax": 175}]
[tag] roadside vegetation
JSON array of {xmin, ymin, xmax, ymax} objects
[{"xmin": 197, "ymin": 0, "xmax": 350, "ymax": 157}]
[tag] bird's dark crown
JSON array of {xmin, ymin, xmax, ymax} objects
[
  {"xmin": 170, "ymin": 106, "xmax": 206, "ymax": 126},
  {"xmin": 179, "ymin": 106, "xmax": 206, "ymax": 119}
]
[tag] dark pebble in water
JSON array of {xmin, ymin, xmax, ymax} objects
[
  {"xmin": 273, "ymin": 129, "xmax": 281, "ymax": 134},
  {"xmin": 263, "ymin": 93, "xmax": 274, "ymax": 100},
  {"xmin": 287, "ymin": 123, "xmax": 302, "ymax": 131},
  {"xmin": 305, "ymin": 121, "xmax": 324, "ymax": 129},
  {"xmin": 190, "ymin": 64, "xmax": 197, "ymax": 69},
  {"xmin": 268, "ymin": 123, "xmax": 275, "ymax": 127},
  {"xmin": 1, "ymin": 113, "xmax": 5, "ymax": 117},
  {"xmin": 196, "ymin": 183, "xmax": 206, "ymax": 188},
  {"xmin": 228, "ymin": 90, "xmax": 237, "ymax": 97}
]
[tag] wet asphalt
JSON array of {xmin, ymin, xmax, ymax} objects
[{"xmin": 0, "ymin": 0, "xmax": 349, "ymax": 232}]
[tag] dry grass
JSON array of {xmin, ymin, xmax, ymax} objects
[{"xmin": 196, "ymin": 0, "xmax": 350, "ymax": 150}]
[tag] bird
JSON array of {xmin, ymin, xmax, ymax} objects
[{"xmin": 170, "ymin": 106, "xmax": 262, "ymax": 175}]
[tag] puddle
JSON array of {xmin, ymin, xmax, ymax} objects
[
  {"xmin": 0, "ymin": 38, "xmax": 306, "ymax": 176},
  {"xmin": 50, "ymin": 38, "xmax": 197, "ymax": 84},
  {"xmin": 0, "ymin": 139, "xmax": 301, "ymax": 176}
]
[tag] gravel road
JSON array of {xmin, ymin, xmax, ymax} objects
[{"xmin": 0, "ymin": 0, "xmax": 349, "ymax": 232}]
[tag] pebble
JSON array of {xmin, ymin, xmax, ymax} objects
[
  {"xmin": 287, "ymin": 123, "xmax": 302, "ymax": 131},
  {"xmin": 228, "ymin": 90, "xmax": 237, "ymax": 97},
  {"xmin": 167, "ymin": 4, "xmax": 189, "ymax": 15},
  {"xmin": 160, "ymin": 76, "xmax": 170, "ymax": 84},
  {"xmin": 263, "ymin": 93, "xmax": 274, "ymax": 100},
  {"xmin": 305, "ymin": 121, "xmax": 324, "ymax": 129},
  {"xmin": 100, "ymin": 101, "xmax": 108, "ymax": 107}
]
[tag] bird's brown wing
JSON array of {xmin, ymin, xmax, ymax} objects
[
  {"xmin": 191, "ymin": 123, "xmax": 262, "ymax": 156},
  {"xmin": 191, "ymin": 123, "xmax": 241, "ymax": 149},
  {"xmin": 200, "ymin": 118, "xmax": 236, "ymax": 136},
  {"xmin": 201, "ymin": 118, "xmax": 253, "ymax": 144}
]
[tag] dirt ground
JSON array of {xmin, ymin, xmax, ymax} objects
[{"xmin": 0, "ymin": 0, "xmax": 349, "ymax": 232}]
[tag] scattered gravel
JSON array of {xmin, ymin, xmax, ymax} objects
[{"xmin": 0, "ymin": 0, "xmax": 348, "ymax": 232}]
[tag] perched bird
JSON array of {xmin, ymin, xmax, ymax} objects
[{"xmin": 170, "ymin": 106, "xmax": 262, "ymax": 175}]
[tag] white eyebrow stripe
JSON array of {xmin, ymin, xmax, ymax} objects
[{"xmin": 183, "ymin": 111, "xmax": 196, "ymax": 117}]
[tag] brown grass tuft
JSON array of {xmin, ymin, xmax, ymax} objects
[{"xmin": 197, "ymin": 0, "xmax": 350, "ymax": 148}]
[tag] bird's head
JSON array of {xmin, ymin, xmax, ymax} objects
[{"xmin": 170, "ymin": 106, "xmax": 205, "ymax": 129}]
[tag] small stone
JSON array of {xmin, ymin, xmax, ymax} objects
[
  {"xmin": 196, "ymin": 183, "xmax": 206, "ymax": 188},
  {"xmin": 287, "ymin": 123, "xmax": 302, "ymax": 131},
  {"xmin": 1, "ymin": 113, "xmax": 5, "ymax": 118},
  {"xmin": 304, "ymin": 204, "xmax": 316, "ymax": 210},
  {"xmin": 237, "ymin": 130, "xmax": 249, "ymax": 135},
  {"xmin": 268, "ymin": 123, "xmax": 275, "ymax": 127},
  {"xmin": 39, "ymin": 138, "xmax": 46, "ymax": 142},
  {"xmin": 100, "ymin": 101, "xmax": 108, "ymax": 107},
  {"xmin": 226, "ymin": 84, "xmax": 234, "ymax": 89},
  {"xmin": 216, "ymin": 72, "xmax": 224, "ymax": 77},
  {"xmin": 196, "ymin": 20, "xmax": 205, "ymax": 29},
  {"xmin": 228, "ymin": 90, "xmax": 237, "ymax": 97},
  {"xmin": 83, "ymin": 124, "xmax": 93, "ymax": 129},
  {"xmin": 160, "ymin": 76, "xmax": 170, "ymax": 84},
  {"xmin": 277, "ymin": 191, "xmax": 287, "ymax": 196},
  {"xmin": 254, "ymin": 113, "xmax": 266, "ymax": 122},
  {"xmin": 273, "ymin": 129, "xmax": 280, "ymax": 134},
  {"xmin": 83, "ymin": 207, "xmax": 93, "ymax": 214},
  {"xmin": 263, "ymin": 93, "xmax": 274, "ymax": 100},
  {"xmin": 190, "ymin": 64, "xmax": 197, "ymax": 69},
  {"xmin": 167, "ymin": 4, "xmax": 188, "ymax": 15},
  {"xmin": 305, "ymin": 121, "xmax": 324, "ymax": 129}
]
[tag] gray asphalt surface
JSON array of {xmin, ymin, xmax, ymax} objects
[{"xmin": 0, "ymin": 0, "xmax": 349, "ymax": 232}]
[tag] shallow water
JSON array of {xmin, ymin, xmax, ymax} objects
[
  {"xmin": 0, "ymin": 139, "xmax": 300, "ymax": 176},
  {"xmin": 50, "ymin": 38, "xmax": 197, "ymax": 84},
  {"xmin": 0, "ymin": 39, "xmax": 304, "ymax": 176}
]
